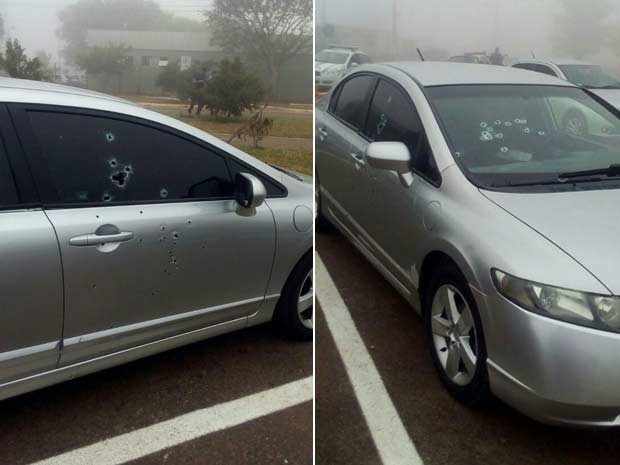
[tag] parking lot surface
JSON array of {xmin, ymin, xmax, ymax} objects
[
  {"xmin": 0, "ymin": 325, "xmax": 312, "ymax": 465},
  {"xmin": 316, "ymin": 230, "xmax": 620, "ymax": 465}
]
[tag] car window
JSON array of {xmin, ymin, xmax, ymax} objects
[
  {"xmin": 0, "ymin": 137, "xmax": 18, "ymax": 206},
  {"xmin": 366, "ymin": 79, "xmax": 439, "ymax": 181},
  {"xmin": 534, "ymin": 64, "xmax": 557, "ymax": 76},
  {"xmin": 427, "ymin": 85, "xmax": 620, "ymax": 189},
  {"xmin": 514, "ymin": 63, "xmax": 535, "ymax": 72},
  {"xmin": 26, "ymin": 111, "xmax": 234, "ymax": 204},
  {"xmin": 331, "ymin": 75, "xmax": 375, "ymax": 131}
]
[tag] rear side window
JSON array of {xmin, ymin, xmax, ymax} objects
[
  {"xmin": 26, "ymin": 111, "xmax": 233, "ymax": 204},
  {"xmin": 331, "ymin": 75, "xmax": 375, "ymax": 130},
  {"xmin": 534, "ymin": 64, "xmax": 557, "ymax": 77},
  {"xmin": 0, "ymin": 137, "xmax": 17, "ymax": 206},
  {"xmin": 366, "ymin": 80, "xmax": 439, "ymax": 183},
  {"xmin": 513, "ymin": 63, "xmax": 535, "ymax": 72}
]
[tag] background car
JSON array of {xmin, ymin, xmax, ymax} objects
[
  {"xmin": 0, "ymin": 78, "xmax": 313, "ymax": 401},
  {"xmin": 316, "ymin": 61, "xmax": 620, "ymax": 427},
  {"xmin": 513, "ymin": 58, "xmax": 620, "ymax": 134},
  {"xmin": 315, "ymin": 46, "xmax": 371, "ymax": 93}
]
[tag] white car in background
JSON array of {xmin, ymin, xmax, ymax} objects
[
  {"xmin": 315, "ymin": 47, "xmax": 371, "ymax": 93},
  {"xmin": 513, "ymin": 59, "xmax": 620, "ymax": 136}
]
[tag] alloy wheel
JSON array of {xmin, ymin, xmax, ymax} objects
[
  {"xmin": 298, "ymin": 268, "xmax": 313, "ymax": 329},
  {"xmin": 430, "ymin": 284, "xmax": 478, "ymax": 386}
]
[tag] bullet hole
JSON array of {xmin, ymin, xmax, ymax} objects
[
  {"xmin": 110, "ymin": 170, "xmax": 129, "ymax": 188},
  {"xmin": 160, "ymin": 225, "xmax": 166, "ymax": 231},
  {"xmin": 124, "ymin": 164, "xmax": 133, "ymax": 174},
  {"xmin": 187, "ymin": 219, "xmax": 192, "ymax": 225},
  {"xmin": 105, "ymin": 131, "xmax": 116, "ymax": 143},
  {"xmin": 102, "ymin": 192, "xmax": 112, "ymax": 202},
  {"xmin": 96, "ymin": 214, "xmax": 100, "ymax": 219},
  {"xmin": 160, "ymin": 188, "xmax": 169, "ymax": 198},
  {"xmin": 170, "ymin": 256, "xmax": 177, "ymax": 264},
  {"xmin": 91, "ymin": 283, "xmax": 96, "ymax": 289},
  {"xmin": 172, "ymin": 231, "xmax": 179, "ymax": 240},
  {"xmin": 139, "ymin": 210, "xmax": 143, "ymax": 214},
  {"xmin": 138, "ymin": 238, "xmax": 143, "ymax": 244},
  {"xmin": 108, "ymin": 158, "xmax": 118, "ymax": 168}
]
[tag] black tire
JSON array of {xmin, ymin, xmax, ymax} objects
[
  {"xmin": 315, "ymin": 181, "xmax": 334, "ymax": 232},
  {"xmin": 423, "ymin": 262, "xmax": 490, "ymax": 406},
  {"xmin": 273, "ymin": 253, "xmax": 313, "ymax": 341},
  {"xmin": 562, "ymin": 109, "xmax": 588, "ymax": 136}
]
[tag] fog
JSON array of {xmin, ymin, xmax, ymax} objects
[
  {"xmin": 1, "ymin": 0, "xmax": 204, "ymax": 62},
  {"xmin": 316, "ymin": 0, "xmax": 620, "ymax": 71}
]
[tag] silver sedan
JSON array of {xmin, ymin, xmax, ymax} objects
[
  {"xmin": 0, "ymin": 78, "xmax": 312, "ymax": 400},
  {"xmin": 316, "ymin": 62, "xmax": 620, "ymax": 427}
]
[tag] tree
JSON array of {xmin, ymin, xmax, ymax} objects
[
  {"xmin": 205, "ymin": 58, "xmax": 265, "ymax": 117},
  {"xmin": 206, "ymin": 0, "xmax": 312, "ymax": 96},
  {"xmin": 75, "ymin": 43, "xmax": 131, "ymax": 93},
  {"xmin": 553, "ymin": 0, "xmax": 612, "ymax": 59},
  {"xmin": 58, "ymin": 0, "xmax": 202, "ymax": 64},
  {"xmin": 0, "ymin": 39, "xmax": 50, "ymax": 80}
]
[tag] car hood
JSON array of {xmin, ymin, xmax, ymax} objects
[
  {"xmin": 315, "ymin": 62, "xmax": 345, "ymax": 74},
  {"xmin": 482, "ymin": 188, "xmax": 620, "ymax": 294},
  {"xmin": 589, "ymin": 89, "xmax": 620, "ymax": 109}
]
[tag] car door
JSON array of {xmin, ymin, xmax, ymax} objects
[
  {"xmin": 316, "ymin": 74, "xmax": 376, "ymax": 234},
  {"xmin": 11, "ymin": 105, "xmax": 276, "ymax": 366},
  {"xmin": 363, "ymin": 79, "xmax": 441, "ymax": 289},
  {"xmin": 0, "ymin": 106, "xmax": 63, "ymax": 384}
]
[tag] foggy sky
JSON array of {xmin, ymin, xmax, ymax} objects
[{"xmin": 316, "ymin": 0, "xmax": 620, "ymax": 67}]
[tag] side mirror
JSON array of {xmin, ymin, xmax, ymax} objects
[
  {"xmin": 349, "ymin": 61, "xmax": 360, "ymax": 68},
  {"xmin": 366, "ymin": 141, "xmax": 414, "ymax": 187},
  {"xmin": 235, "ymin": 173, "xmax": 266, "ymax": 209}
]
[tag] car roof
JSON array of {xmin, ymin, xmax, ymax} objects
[
  {"xmin": 369, "ymin": 62, "xmax": 575, "ymax": 87},
  {"xmin": 514, "ymin": 58, "xmax": 593, "ymax": 66}
]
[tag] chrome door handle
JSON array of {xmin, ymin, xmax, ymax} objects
[
  {"xmin": 318, "ymin": 127, "xmax": 328, "ymax": 140},
  {"xmin": 69, "ymin": 231, "xmax": 134, "ymax": 246},
  {"xmin": 351, "ymin": 152, "xmax": 365, "ymax": 164}
]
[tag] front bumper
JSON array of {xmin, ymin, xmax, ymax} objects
[{"xmin": 473, "ymin": 286, "xmax": 620, "ymax": 427}]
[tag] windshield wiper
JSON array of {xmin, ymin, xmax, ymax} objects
[{"xmin": 558, "ymin": 164, "xmax": 620, "ymax": 180}]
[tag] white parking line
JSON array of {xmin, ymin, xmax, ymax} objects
[
  {"xmin": 30, "ymin": 376, "xmax": 313, "ymax": 465},
  {"xmin": 316, "ymin": 254, "xmax": 423, "ymax": 465}
]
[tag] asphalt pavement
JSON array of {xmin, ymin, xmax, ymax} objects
[
  {"xmin": 0, "ymin": 324, "xmax": 312, "ymax": 465},
  {"xmin": 316, "ymin": 229, "xmax": 620, "ymax": 465}
]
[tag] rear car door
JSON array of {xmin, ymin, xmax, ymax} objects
[
  {"xmin": 11, "ymin": 105, "xmax": 276, "ymax": 366},
  {"xmin": 363, "ymin": 79, "xmax": 441, "ymax": 288},
  {"xmin": 0, "ymin": 105, "xmax": 63, "ymax": 385},
  {"xmin": 316, "ymin": 74, "xmax": 376, "ymax": 233}
]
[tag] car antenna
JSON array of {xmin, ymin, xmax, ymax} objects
[
  {"xmin": 417, "ymin": 48, "xmax": 425, "ymax": 61},
  {"xmin": 531, "ymin": 51, "xmax": 536, "ymax": 58}
]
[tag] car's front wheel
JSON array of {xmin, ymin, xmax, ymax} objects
[
  {"xmin": 424, "ymin": 263, "xmax": 490, "ymax": 405},
  {"xmin": 274, "ymin": 253, "xmax": 313, "ymax": 340}
]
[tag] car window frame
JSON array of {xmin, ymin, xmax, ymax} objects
[
  {"xmin": 0, "ymin": 103, "xmax": 38, "ymax": 210},
  {"xmin": 8, "ymin": 103, "xmax": 287, "ymax": 209},
  {"xmin": 364, "ymin": 75, "xmax": 442, "ymax": 187},
  {"xmin": 327, "ymin": 72, "xmax": 378, "ymax": 138}
]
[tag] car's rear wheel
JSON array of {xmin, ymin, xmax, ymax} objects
[
  {"xmin": 424, "ymin": 263, "xmax": 490, "ymax": 405},
  {"xmin": 274, "ymin": 253, "xmax": 313, "ymax": 340}
]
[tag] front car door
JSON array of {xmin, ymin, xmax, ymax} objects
[
  {"xmin": 363, "ymin": 78, "xmax": 442, "ymax": 290},
  {"xmin": 316, "ymin": 74, "xmax": 376, "ymax": 234},
  {"xmin": 11, "ymin": 105, "xmax": 276, "ymax": 366},
  {"xmin": 0, "ymin": 106, "xmax": 63, "ymax": 385}
]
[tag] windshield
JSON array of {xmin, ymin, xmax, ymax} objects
[
  {"xmin": 316, "ymin": 51, "xmax": 348, "ymax": 64},
  {"xmin": 427, "ymin": 85, "xmax": 620, "ymax": 190},
  {"xmin": 559, "ymin": 65, "xmax": 620, "ymax": 89}
]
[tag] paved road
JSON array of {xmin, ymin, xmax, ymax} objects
[
  {"xmin": 316, "ymin": 230, "xmax": 620, "ymax": 465},
  {"xmin": 0, "ymin": 325, "xmax": 312, "ymax": 465}
]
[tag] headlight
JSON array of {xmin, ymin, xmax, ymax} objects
[{"xmin": 492, "ymin": 269, "xmax": 620, "ymax": 332}]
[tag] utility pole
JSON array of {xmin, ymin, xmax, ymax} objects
[{"xmin": 392, "ymin": 0, "xmax": 398, "ymax": 59}]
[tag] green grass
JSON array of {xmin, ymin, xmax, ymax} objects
[{"xmin": 238, "ymin": 146, "xmax": 312, "ymax": 175}]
